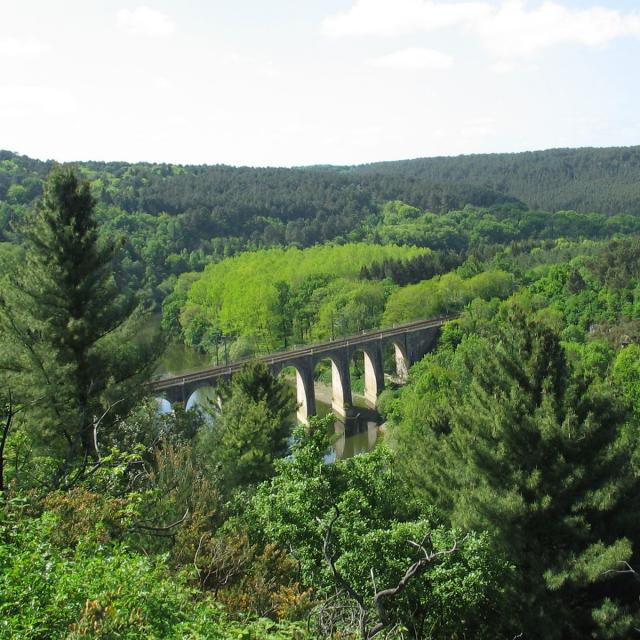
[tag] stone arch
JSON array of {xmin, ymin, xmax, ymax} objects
[
  {"xmin": 275, "ymin": 358, "xmax": 316, "ymax": 424},
  {"xmin": 393, "ymin": 340, "xmax": 409, "ymax": 381},
  {"xmin": 383, "ymin": 339, "xmax": 409, "ymax": 382},
  {"xmin": 185, "ymin": 384, "xmax": 219, "ymax": 412},
  {"xmin": 155, "ymin": 397, "xmax": 173, "ymax": 415}
]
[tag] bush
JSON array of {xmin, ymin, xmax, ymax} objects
[{"xmin": 0, "ymin": 507, "xmax": 310, "ymax": 640}]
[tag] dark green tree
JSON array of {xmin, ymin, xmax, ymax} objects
[
  {"xmin": 198, "ymin": 361, "xmax": 296, "ymax": 492},
  {"xmin": 273, "ymin": 280, "xmax": 293, "ymax": 348},
  {"xmin": 0, "ymin": 166, "xmax": 158, "ymax": 478},
  {"xmin": 400, "ymin": 312, "xmax": 640, "ymax": 637}
]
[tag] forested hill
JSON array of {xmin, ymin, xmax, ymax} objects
[
  {"xmin": 5, "ymin": 146, "xmax": 640, "ymax": 222},
  {"xmin": 4, "ymin": 146, "xmax": 640, "ymax": 303},
  {"xmin": 0, "ymin": 149, "xmax": 515, "ymax": 243},
  {"xmin": 347, "ymin": 146, "xmax": 640, "ymax": 215}
]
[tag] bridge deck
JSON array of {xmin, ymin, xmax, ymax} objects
[{"xmin": 153, "ymin": 315, "xmax": 454, "ymax": 392}]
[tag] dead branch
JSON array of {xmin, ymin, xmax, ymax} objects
[
  {"xmin": 92, "ymin": 398, "xmax": 124, "ymax": 462},
  {"xmin": 602, "ymin": 561, "xmax": 640, "ymax": 582},
  {"xmin": 318, "ymin": 507, "xmax": 466, "ymax": 640},
  {"xmin": 318, "ymin": 507, "xmax": 369, "ymax": 638},
  {"xmin": 131, "ymin": 508, "xmax": 190, "ymax": 535},
  {"xmin": 368, "ymin": 535, "xmax": 467, "ymax": 639}
]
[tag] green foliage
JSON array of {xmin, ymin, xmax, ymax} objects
[
  {"xmin": 352, "ymin": 146, "xmax": 640, "ymax": 215},
  {"xmin": 252, "ymin": 417, "xmax": 511, "ymax": 638},
  {"xmin": 589, "ymin": 237, "xmax": 640, "ymax": 288},
  {"xmin": 0, "ymin": 150, "xmax": 523, "ymax": 306},
  {"xmin": 522, "ymin": 247, "xmax": 640, "ymax": 345},
  {"xmin": 3, "ymin": 149, "xmax": 640, "ymax": 312},
  {"xmin": 161, "ymin": 271, "xmax": 200, "ymax": 336},
  {"xmin": 382, "ymin": 269, "xmax": 515, "ymax": 325},
  {"xmin": 365, "ymin": 201, "xmax": 639, "ymax": 253},
  {"xmin": 390, "ymin": 312, "xmax": 640, "ymax": 637},
  {"xmin": 314, "ymin": 278, "xmax": 395, "ymax": 340},
  {"xmin": 183, "ymin": 244, "xmax": 420, "ymax": 351},
  {"xmin": 360, "ymin": 250, "xmax": 463, "ymax": 286},
  {"xmin": 0, "ymin": 167, "xmax": 160, "ymax": 474},
  {"xmin": 6, "ymin": 150, "xmax": 640, "ymax": 639},
  {"xmin": 0, "ymin": 508, "xmax": 310, "ymax": 640},
  {"xmin": 612, "ymin": 344, "xmax": 640, "ymax": 409},
  {"xmin": 197, "ymin": 362, "xmax": 296, "ymax": 492}
]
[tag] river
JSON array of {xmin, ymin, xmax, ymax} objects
[{"xmin": 155, "ymin": 339, "xmax": 382, "ymax": 461}]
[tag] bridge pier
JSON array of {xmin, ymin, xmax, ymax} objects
[
  {"xmin": 162, "ymin": 383, "xmax": 187, "ymax": 406},
  {"xmin": 295, "ymin": 364, "xmax": 316, "ymax": 424},
  {"xmin": 329, "ymin": 355, "xmax": 353, "ymax": 419},
  {"xmin": 363, "ymin": 346, "xmax": 384, "ymax": 407}
]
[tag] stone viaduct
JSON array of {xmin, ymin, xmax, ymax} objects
[{"xmin": 153, "ymin": 316, "xmax": 453, "ymax": 423}]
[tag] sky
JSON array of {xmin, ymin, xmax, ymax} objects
[{"xmin": 1, "ymin": 0, "xmax": 639, "ymax": 166}]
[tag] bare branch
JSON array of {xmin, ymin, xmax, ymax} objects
[
  {"xmin": 602, "ymin": 561, "xmax": 640, "ymax": 582},
  {"xmin": 368, "ymin": 535, "xmax": 467, "ymax": 639},
  {"xmin": 92, "ymin": 398, "xmax": 125, "ymax": 462},
  {"xmin": 318, "ymin": 508, "xmax": 369, "ymax": 638},
  {"xmin": 131, "ymin": 508, "xmax": 190, "ymax": 534},
  {"xmin": 318, "ymin": 507, "xmax": 467, "ymax": 640}
]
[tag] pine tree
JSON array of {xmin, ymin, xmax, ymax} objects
[
  {"xmin": 418, "ymin": 312, "xmax": 640, "ymax": 638},
  {"xmin": 198, "ymin": 361, "xmax": 296, "ymax": 492},
  {"xmin": 0, "ymin": 166, "xmax": 158, "ymax": 476}
]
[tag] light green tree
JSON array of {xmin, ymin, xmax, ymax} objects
[{"xmin": 253, "ymin": 417, "xmax": 511, "ymax": 639}]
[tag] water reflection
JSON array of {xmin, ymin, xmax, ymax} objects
[
  {"xmin": 155, "ymin": 340, "xmax": 213, "ymax": 378},
  {"xmin": 325, "ymin": 418, "xmax": 379, "ymax": 462},
  {"xmin": 316, "ymin": 402, "xmax": 381, "ymax": 462}
]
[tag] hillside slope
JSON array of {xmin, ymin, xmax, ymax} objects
[{"xmin": 349, "ymin": 146, "xmax": 640, "ymax": 215}]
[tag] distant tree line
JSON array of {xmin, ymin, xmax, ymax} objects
[
  {"xmin": 349, "ymin": 145, "xmax": 640, "ymax": 215},
  {"xmin": 4, "ymin": 148, "xmax": 640, "ymax": 309}
]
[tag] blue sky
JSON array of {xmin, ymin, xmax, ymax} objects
[{"xmin": 1, "ymin": 0, "xmax": 639, "ymax": 166}]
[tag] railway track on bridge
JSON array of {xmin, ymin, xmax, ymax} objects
[{"xmin": 152, "ymin": 315, "xmax": 456, "ymax": 392}]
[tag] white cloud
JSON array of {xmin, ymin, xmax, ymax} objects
[
  {"xmin": 218, "ymin": 52, "xmax": 281, "ymax": 79},
  {"xmin": 460, "ymin": 125, "xmax": 495, "ymax": 137},
  {"xmin": 0, "ymin": 36, "xmax": 50, "ymax": 58},
  {"xmin": 153, "ymin": 76, "xmax": 173, "ymax": 90},
  {"xmin": 323, "ymin": 0, "xmax": 490, "ymax": 37},
  {"xmin": 324, "ymin": 0, "xmax": 640, "ymax": 59},
  {"xmin": 478, "ymin": 1, "xmax": 640, "ymax": 58},
  {"xmin": 116, "ymin": 6, "xmax": 175, "ymax": 37},
  {"xmin": 371, "ymin": 47, "xmax": 453, "ymax": 70},
  {"xmin": 491, "ymin": 60, "xmax": 518, "ymax": 74},
  {"xmin": 460, "ymin": 117, "xmax": 497, "ymax": 137}
]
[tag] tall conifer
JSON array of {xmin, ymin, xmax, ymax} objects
[
  {"xmin": 416, "ymin": 313, "xmax": 640, "ymax": 637},
  {"xmin": 0, "ymin": 166, "xmax": 158, "ymax": 475}
]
